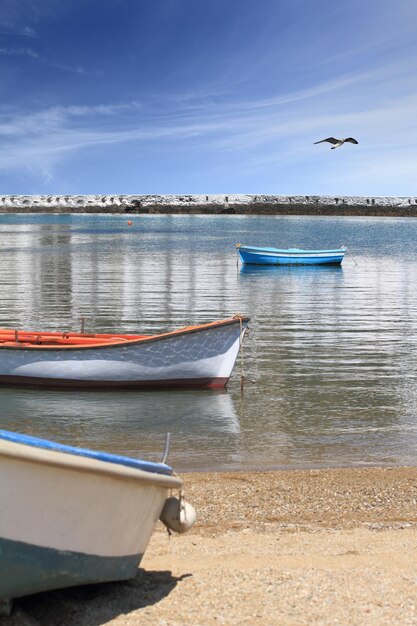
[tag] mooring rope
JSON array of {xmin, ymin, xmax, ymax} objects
[
  {"xmin": 161, "ymin": 432, "xmax": 171, "ymax": 464},
  {"xmin": 239, "ymin": 315, "xmax": 244, "ymax": 391},
  {"xmin": 233, "ymin": 313, "xmax": 255, "ymax": 390},
  {"xmin": 343, "ymin": 245, "xmax": 358, "ymax": 265},
  {"xmin": 236, "ymin": 242, "xmax": 241, "ymax": 268}
]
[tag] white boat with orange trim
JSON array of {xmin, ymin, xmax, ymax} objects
[{"xmin": 0, "ymin": 316, "xmax": 249, "ymax": 389}]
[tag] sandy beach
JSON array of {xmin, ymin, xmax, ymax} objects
[{"xmin": 3, "ymin": 467, "xmax": 417, "ymax": 626}]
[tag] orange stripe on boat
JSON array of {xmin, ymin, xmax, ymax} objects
[{"xmin": 0, "ymin": 316, "xmax": 250, "ymax": 350}]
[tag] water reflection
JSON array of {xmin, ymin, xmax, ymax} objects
[
  {"xmin": 0, "ymin": 213, "xmax": 417, "ymax": 470},
  {"xmin": 239, "ymin": 263, "xmax": 344, "ymax": 275},
  {"xmin": 0, "ymin": 388, "xmax": 241, "ymax": 471}
]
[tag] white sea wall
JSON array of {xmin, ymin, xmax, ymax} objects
[{"xmin": 0, "ymin": 194, "xmax": 417, "ymax": 213}]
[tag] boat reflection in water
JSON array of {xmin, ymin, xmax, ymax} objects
[
  {"xmin": 0, "ymin": 387, "xmax": 241, "ymax": 471},
  {"xmin": 239, "ymin": 263, "xmax": 344, "ymax": 276}
]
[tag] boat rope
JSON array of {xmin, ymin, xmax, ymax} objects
[
  {"xmin": 239, "ymin": 315, "xmax": 245, "ymax": 391},
  {"xmin": 236, "ymin": 242, "xmax": 241, "ymax": 267},
  {"xmin": 343, "ymin": 245, "xmax": 358, "ymax": 265},
  {"xmin": 234, "ymin": 314, "xmax": 255, "ymax": 390},
  {"xmin": 161, "ymin": 432, "xmax": 171, "ymax": 464}
]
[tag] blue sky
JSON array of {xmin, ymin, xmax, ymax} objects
[{"xmin": 1, "ymin": 0, "xmax": 417, "ymax": 195}]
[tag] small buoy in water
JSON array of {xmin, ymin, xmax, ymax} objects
[
  {"xmin": 159, "ymin": 496, "xmax": 196, "ymax": 534},
  {"xmin": 127, "ymin": 220, "xmax": 133, "ymax": 226}
]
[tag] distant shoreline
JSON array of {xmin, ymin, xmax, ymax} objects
[{"xmin": 1, "ymin": 194, "xmax": 417, "ymax": 217}]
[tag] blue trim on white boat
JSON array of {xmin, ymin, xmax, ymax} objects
[
  {"xmin": 0, "ymin": 536, "xmax": 141, "ymax": 601},
  {"xmin": 0, "ymin": 430, "xmax": 173, "ymax": 476}
]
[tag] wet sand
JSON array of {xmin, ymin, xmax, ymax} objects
[{"xmin": 3, "ymin": 467, "xmax": 417, "ymax": 625}]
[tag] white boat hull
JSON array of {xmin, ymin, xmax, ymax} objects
[
  {"xmin": 0, "ymin": 317, "xmax": 249, "ymax": 389},
  {"xmin": 0, "ymin": 433, "xmax": 182, "ymax": 608}
]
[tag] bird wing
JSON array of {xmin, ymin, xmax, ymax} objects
[
  {"xmin": 344, "ymin": 138, "xmax": 358, "ymax": 144},
  {"xmin": 314, "ymin": 137, "xmax": 338, "ymax": 144}
]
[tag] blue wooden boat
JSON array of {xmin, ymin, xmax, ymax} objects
[
  {"xmin": 236, "ymin": 244, "xmax": 346, "ymax": 266},
  {"xmin": 0, "ymin": 430, "xmax": 195, "ymax": 615}
]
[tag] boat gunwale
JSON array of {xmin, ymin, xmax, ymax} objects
[
  {"xmin": 0, "ymin": 315, "xmax": 250, "ymax": 351},
  {"xmin": 238, "ymin": 245, "xmax": 346, "ymax": 255},
  {"xmin": 0, "ymin": 438, "xmax": 183, "ymax": 488}
]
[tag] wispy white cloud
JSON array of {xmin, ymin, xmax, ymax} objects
[
  {"xmin": 0, "ymin": 45, "xmax": 38, "ymax": 57},
  {"xmin": 20, "ymin": 25, "xmax": 37, "ymax": 38},
  {"xmin": 0, "ymin": 0, "xmax": 67, "ymax": 30},
  {"xmin": 164, "ymin": 70, "xmax": 374, "ymax": 117},
  {"xmin": 0, "ymin": 49, "xmax": 416, "ymax": 194},
  {"xmin": 0, "ymin": 44, "xmax": 98, "ymax": 75},
  {"xmin": 0, "ymin": 25, "xmax": 38, "ymax": 38},
  {"xmin": 0, "ymin": 102, "xmax": 144, "ymax": 137}
]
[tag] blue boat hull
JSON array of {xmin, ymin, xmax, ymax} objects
[{"xmin": 237, "ymin": 246, "xmax": 345, "ymax": 266}]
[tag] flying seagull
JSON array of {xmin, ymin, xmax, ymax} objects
[{"xmin": 314, "ymin": 137, "xmax": 358, "ymax": 149}]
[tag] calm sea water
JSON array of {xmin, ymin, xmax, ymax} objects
[{"xmin": 0, "ymin": 212, "xmax": 417, "ymax": 471}]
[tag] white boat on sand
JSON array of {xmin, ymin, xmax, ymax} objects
[{"xmin": 0, "ymin": 430, "xmax": 195, "ymax": 615}]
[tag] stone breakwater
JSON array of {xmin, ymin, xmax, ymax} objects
[{"xmin": 1, "ymin": 194, "xmax": 417, "ymax": 216}]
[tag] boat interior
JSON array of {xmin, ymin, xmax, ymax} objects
[
  {"xmin": 0, "ymin": 329, "xmax": 148, "ymax": 348},
  {"xmin": 0, "ymin": 317, "xmax": 245, "ymax": 349}
]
